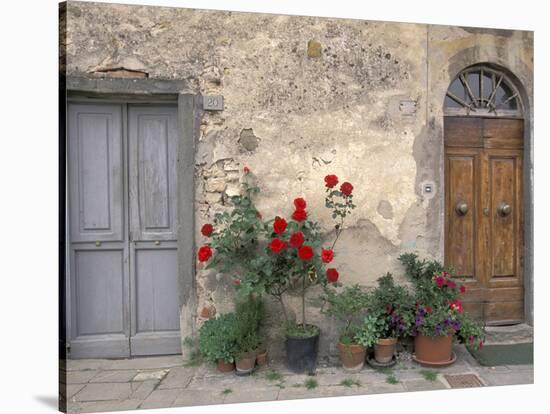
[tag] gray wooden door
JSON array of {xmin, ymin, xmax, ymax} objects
[
  {"xmin": 67, "ymin": 102, "xmax": 180, "ymax": 359},
  {"xmin": 128, "ymin": 106, "xmax": 180, "ymax": 356}
]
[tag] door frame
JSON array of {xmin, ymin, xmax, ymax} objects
[
  {"xmin": 60, "ymin": 76, "xmax": 201, "ymax": 359},
  {"xmin": 441, "ymin": 62, "xmax": 533, "ymax": 325}
]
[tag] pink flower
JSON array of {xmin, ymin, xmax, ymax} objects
[
  {"xmin": 460, "ymin": 285, "xmax": 466, "ymax": 294},
  {"xmin": 435, "ymin": 276, "xmax": 445, "ymax": 287}
]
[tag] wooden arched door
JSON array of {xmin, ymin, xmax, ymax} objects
[{"xmin": 444, "ymin": 66, "xmax": 524, "ymax": 324}]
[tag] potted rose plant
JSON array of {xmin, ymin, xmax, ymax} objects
[
  {"xmin": 399, "ymin": 253, "xmax": 485, "ymax": 366},
  {"xmin": 197, "ymin": 172, "xmax": 356, "ymax": 374},
  {"xmin": 321, "ymin": 284, "xmax": 370, "ymax": 372},
  {"xmin": 362, "ymin": 273, "xmax": 414, "ymax": 364}
]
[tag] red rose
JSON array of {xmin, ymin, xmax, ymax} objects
[
  {"xmin": 321, "ymin": 249, "xmax": 334, "ymax": 263},
  {"xmin": 298, "ymin": 245, "xmax": 314, "ymax": 261},
  {"xmin": 447, "ymin": 279, "xmax": 457, "ymax": 289},
  {"xmin": 201, "ymin": 223, "xmax": 214, "ymax": 237},
  {"xmin": 273, "ymin": 217, "xmax": 287, "ymax": 234},
  {"xmin": 292, "ymin": 209, "xmax": 307, "ymax": 221},
  {"xmin": 289, "ymin": 231, "xmax": 305, "ymax": 248},
  {"xmin": 270, "ymin": 238, "xmax": 286, "ymax": 253},
  {"xmin": 326, "ymin": 268, "xmax": 339, "ymax": 283},
  {"xmin": 293, "ymin": 197, "xmax": 307, "ymax": 211},
  {"xmin": 324, "ymin": 174, "xmax": 339, "ymax": 188},
  {"xmin": 243, "ymin": 166, "xmax": 251, "ymax": 174},
  {"xmin": 233, "ymin": 278, "xmax": 241, "ymax": 286},
  {"xmin": 426, "ymin": 306, "xmax": 433, "ymax": 314},
  {"xmin": 340, "ymin": 182, "xmax": 354, "ymax": 196},
  {"xmin": 435, "ymin": 276, "xmax": 445, "ymax": 287},
  {"xmin": 479, "ymin": 341, "xmax": 484, "ymax": 349},
  {"xmin": 460, "ymin": 285, "xmax": 466, "ymax": 294},
  {"xmin": 197, "ymin": 245, "xmax": 212, "ymax": 262}
]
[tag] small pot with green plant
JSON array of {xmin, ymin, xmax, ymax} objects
[
  {"xmin": 398, "ymin": 253, "xmax": 485, "ymax": 367},
  {"xmin": 365, "ymin": 273, "xmax": 414, "ymax": 364},
  {"xmin": 322, "ymin": 284, "xmax": 370, "ymax": 372},
  {"xmin": 198, "ymin": 313, "xmax": 238, "ymax": 373},
  {"xmin": 234, "ymin": 296, "xmax": 264, "ymax": 375}
]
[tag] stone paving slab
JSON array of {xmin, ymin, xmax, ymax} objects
[
  {"xmin": 402, "ymin": 379, "xmax": 449, "ymax": 392},
  {"xmin": 70, "ymin": 399, "xmax": 142, "ymax": 414},
  {"xmin": 128, "ymin": 380, "xmax": 158, "ymax": 401},
  {"xmin": 140, "ymin": 388, "xmax": 182, "ymax": 409},
  {"xmin": 66, "ymin": 370, "xmax": 99, "ymax": 384},
  {"xmin": 172, "ymin": 388, "xmax": 226, "ymax": 407},
  {"xmin": 223, "ymin": 387, "xmax": 281, "ymax": 404},
  {"xmin": 89, "ymin": 370, "xmax": 139, "ymax": 383},
  {"xmin": 72, "ymin": 382, "xmax": 133, "ymax": 402}
]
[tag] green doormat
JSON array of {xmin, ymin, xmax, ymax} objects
[{"xmin": 469, "ymin": 343, "xmax": 533, "ymax": 366}]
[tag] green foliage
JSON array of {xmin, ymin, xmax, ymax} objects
[
  {"xmin": 198, "ymin": 313, "xmax": 238, "ymax": 364},
  {"xmin": 234, "ymin": 296, "xmax": 263, "ymax": 356},
  {"xmin": 386, "ymin": 374, "xmax": 399, "ymax": 384},
  {"xmin": 420, "ymin": 370, "xmax": 438, "ymax": 382},
  {"xmin": 304, "ymin": 378, "xmax": 318, "ymax": 390},
  {"xmin": 355, "ymin": 313, "xmax": 385, "ymax": 348},
  {"xmin": 222, "ymin": 388, "xmax": 233, "ymax": 395},
  {"xmin": 321, "ymin": 284, "xmax": 370, "ymax": 343},
  {"xmin": 339, "ymin": 378, "xmax": 361, "ymax": 388},
  {"xmin": 265, "ymin": 369, "xmax": 283, "ymax": 382},
  {"xmin": 206, "ymin": 181, "xmax": 264, "ymax": 278},
  {"xmin": 285, "ymin": 321, "xmax": 320, "ymax": 338},
  {"xmin": 182, "ymin": 336, "xmax": 203, "ymax": 367}
]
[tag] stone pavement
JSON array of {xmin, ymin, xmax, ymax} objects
[{"xmin": 61, "ymin": 325, "xmax": 534, "ymax": 413}]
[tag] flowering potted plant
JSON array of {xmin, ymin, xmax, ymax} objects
[
  {"xmin": 399, "ymin": 253, "xmax": 485, "ymax": 367},
  {"xmin": 321, "ymin": 284, "xmax": 370, "ymax": 372},
  {"xmin": 197, "ymin": 171, "xmax": 356, "ymax": 374},
  {"xmin": 363, "ymin": 273, "xmax": 414, "ymax": 364}
]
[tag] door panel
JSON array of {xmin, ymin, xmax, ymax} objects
[
  {"xmin": 444, "ymin": 116, "xmax": 524, "ymax": 324},
  {"xmin": 445, "ymin": 151, "xmax": 478, "ymax": 279},
  {"xmin": 128, "ymin": 105, "xmax": 181, "ymax": 356},
  {"xmin": 69, "ymin": 104, "xmax": 124, "ymax": 243},
  {"xmin": 489, "ymin": 156, "xmax": 517, "ymax": 278},
  {"xmin": 68, "ymin": 103, "xmax": 130, "ymax": 358},
  {"xmin": 129, "ymin": 106, "xmax": 178, "ymax": 242}
]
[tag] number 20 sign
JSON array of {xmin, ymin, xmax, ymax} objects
[{"xmin": 203, "ymin": 95, "xmax": 224, "ymax": 111}]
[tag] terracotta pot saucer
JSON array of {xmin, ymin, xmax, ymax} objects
[
  {"xmin": 412, "ymin": 351, "xmax": 457, "ymax": 368},
  {"xmin": 366, "ymin": 354, "xmax": 396, "ymax": 369}
]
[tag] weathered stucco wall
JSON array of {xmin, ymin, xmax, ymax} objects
[{"xmin": 64, "ymin": 1, "xmax": 533, "ymax": 357}]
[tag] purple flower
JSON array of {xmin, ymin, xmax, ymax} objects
[{"xmin": 415, "ymin": 316, "xmax": 424, "ymax": 327}]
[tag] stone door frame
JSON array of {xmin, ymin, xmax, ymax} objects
[{"xmin": 60, "ymin": 76, "xmax": 201, "ymax": 358}]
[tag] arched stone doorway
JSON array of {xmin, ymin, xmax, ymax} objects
[{"xmin": 443, "ymin": 64, "xmax": 525, "ymax": 325}]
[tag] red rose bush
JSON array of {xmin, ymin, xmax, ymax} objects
[{"xmin": 196, "ymin": 171, "xmax": 356, "ymax": 334}]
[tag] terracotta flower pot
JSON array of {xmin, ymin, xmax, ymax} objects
[
  {"xmin": 235, "ymin": 351, "xmax": 256, "ymax": 375},
  {"xmin": 256, "ymin": 347, "xmax": 268, "ymax": 366},
  {"xmin": 216, "ymin": 359, "xmax": 235, "ymax": 373},
  {"xmin": 337, "ymin": 342, "xmax": 366, "ymax": 372},
  {"xmin": 374, "ymin": 337, "xmax": 397, "ymax": 364},
  {"xmin": 414, "ymin": 333, "xmax": 454, "ymax": 365}
]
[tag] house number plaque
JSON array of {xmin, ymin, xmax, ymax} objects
[{"xmin": 203, "ymin": 95, "xmax": 224, "ymax": 111}]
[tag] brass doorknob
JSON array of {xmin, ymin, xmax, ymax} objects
[
  {"xmin": 498, "ymin": 202, "xmax": 512, "ymax": 217},
  {"xmin": 455, "ymin": 202, "xmax": 469, "ymax": 216}
]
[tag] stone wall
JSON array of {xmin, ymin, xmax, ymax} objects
[{"xmin": 63, "ymin": 1, "xmax": 533, "ymax": 357}]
